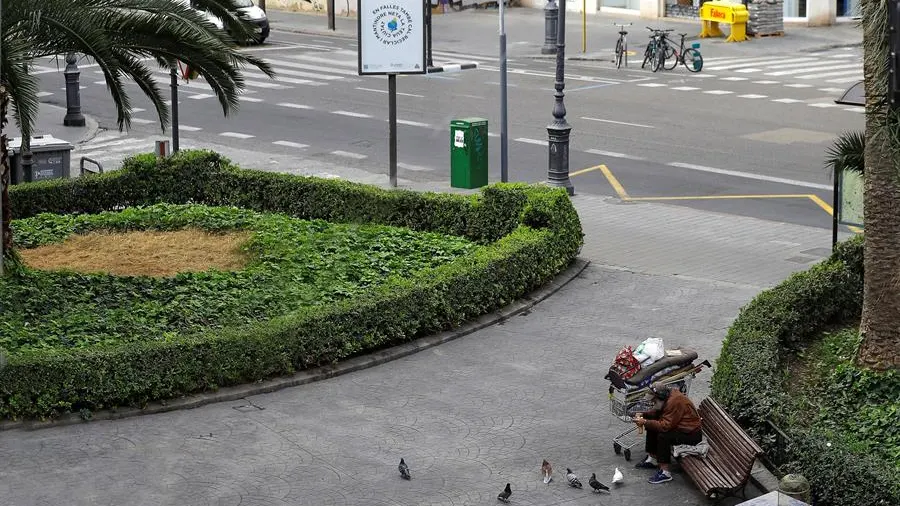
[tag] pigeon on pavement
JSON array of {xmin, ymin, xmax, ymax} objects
[
  {"xmin": 613, "ymin": 467, "xmax": 624, "ymax": 484},
  {"xmin": 398, "ymin": 458, "xmax": 410, "ymax": 480},
  {"xmin": 541, "ymin": 460, "xmax": 553, "ymax": 484},
  {"xmin": 497, "ymin": 483, "xmax": 512, "ymax": 503},
  {"xmin": 589, "ymin": 473, "xmax": 610, "ymax": 493},
  {"xmin": 565, "ymin": 468, "xmax": 583, "ymax": 488}
]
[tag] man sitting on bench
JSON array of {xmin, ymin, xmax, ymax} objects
[{"xmin": 633, "ymin": 382, "xmax": 703, "ymax": 484}]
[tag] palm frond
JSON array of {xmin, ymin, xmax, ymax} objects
[
  {"xmin": 825, "ymin": 131, "xmax": 866, "ymax": 179},
  {"xmin": 2, "ymin": 0, "xmax": 276, "ymax": 135}
]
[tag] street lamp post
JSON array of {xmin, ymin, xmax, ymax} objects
[
  {"xmin": 546, "ymin": 0, "xmax": 573, "ymax": 195},
  {"xmin": 63, "ymin": 52, "xmax": 86, "ymax": 127},
  {"xmin": 542, "ymin": 0, "xmax": 559, "ymax": 55}
]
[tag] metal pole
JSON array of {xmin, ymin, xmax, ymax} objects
[
  {"xmin": 546, "ymin": 0, "xmax": 574, "ymax": 195},
  {"xmin": 63, "ymin": 53, "xmax": 86, "ymax": 126},
  {"xmin": 170, "ymin": 67, "xmax": 179, "ymax": 153},
  {"xmin": 582, "ymin": 0, "xmax": 586, "ymax": 53},
  {"xmin": 426, "ymin": 0, "xmax": 433, "ymax": 67},
  {"xmin": 832, "ymin": 169, "xmax": 840, "ymax": 250},
  {"xmin": 327, "ymin": 0, "xmax": 335, "ymax": 30},
  {"xmin": 388, "ymin": 74, "xmax": 398, "ymax": 188},
  {"xmin": 500, "ymin": 0, "xmax": 508, "ymax": 182},
  {"xmin": 542, "ymin": 0, "xmax": 559, "ymax": 55}
]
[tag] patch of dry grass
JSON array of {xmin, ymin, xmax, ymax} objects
[{"xmin": 20, "ymin": 229, "xmax": 251, "ymax": 277}]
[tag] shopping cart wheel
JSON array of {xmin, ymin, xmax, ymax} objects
[
  {"xmin": 613, "ymin": 442, "xmax": 621, "ymax": 455},
  {"xmin": 624, "ymin": 449, "xmax": 632, "ymax": 461}
]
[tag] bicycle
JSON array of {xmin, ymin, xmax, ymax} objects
[
  {"xmin": 613, "ymin": 23, "xmax": 633, "ymax": 69},
  {"xmin": 641, "ymin": 27, "xmax": 672, "ymax": 73},
  {"xmin": 661, "ymin": 32, "xmax": 703, "ymax": 73}
]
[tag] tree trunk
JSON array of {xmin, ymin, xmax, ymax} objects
[
  {"xmin": 858, "ymin": 0, "xmax": 900, "ymax": 371},
  {"xmin": 0, "ymin": 85, "xmax": 11, "ymax": 262}
]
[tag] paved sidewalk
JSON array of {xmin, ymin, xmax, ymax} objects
[
  {"xmin": 268, "ymin": 7, "xmax": 862, "ymax": 60},
  {"xmin": 4, "ymin": 103, "xmax": 100, "ymax": 146},
  {"xmin": 0, "ymin": 124, "xmax": 849, "ymax": 503}
]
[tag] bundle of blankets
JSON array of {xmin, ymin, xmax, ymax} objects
[{"xmin": 605, "ymin": 348, "xmax": 699, "ymax": 402}]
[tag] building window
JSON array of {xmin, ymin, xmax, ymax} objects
[
  {"xmin": 602, "ymin": 0, "xmax": 641, "ymax": 10},
  {"xmin": 665, "ymin": 0, "xmax": 702, "ymax": 19},
  {"xmin": 837, "ymin": 0, "xmax": 859, "ymax": 17},
  {"xmin": 784, "ymin": 0, "xmax": 806, "ymax": 17}
]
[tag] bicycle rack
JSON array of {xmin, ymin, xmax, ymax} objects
[{"xmin": 80, "ymin": 156, "xmax": 104, "ymax": 176}]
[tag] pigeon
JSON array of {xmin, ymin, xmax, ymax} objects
[
  {"xmin": 565, "ymin": 468, "xmax": 582, "ymax": 488},
  {"xmin": 398, "ymin": 458, "xmax": 410, "ymax": 480},
  {"xmin": 589, "ymin": 473, "xmax": 610, "ymax": 493},
  {"xmin": 612, "ymin": 467, "xmax": 624, "ymax": 484},
  {"xmin": 497, "ymin": 483, "xmax": 512, "ymax": 503},
  {"xmin": 541, "ymin": 459, "xmax": 553, "ymax": 484}
]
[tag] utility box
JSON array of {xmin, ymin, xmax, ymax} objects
[
  {"xmin": 9, "ymin": 135, "xmax": 74, "ymax": 184},
  {"xmin": 450, "ymin": 117, "xmax": 489, "ymax": 189}
]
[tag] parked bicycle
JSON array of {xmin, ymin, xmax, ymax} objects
[
  {"xmin": 613, "ymin": 22, "xmax": 633, "ymax": 69},
  {"xmin": 641, "ymin": 27, "xmax": 672, "ymax": 73},
  {"xmin": 659, "ymin": 32, "xmax": 703, "ymax": 73}
]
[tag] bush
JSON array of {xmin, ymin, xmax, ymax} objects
[
  {"xmin": 1, "ymin": 151, "xmax": 584, "ymax": 420},
  {"xmin": 4, "ymin": 204, "xmax": 478, "ymax": 352},
  {"xmin": 709, "ymin": 236, "xmax": 900, "ymax": 506}
]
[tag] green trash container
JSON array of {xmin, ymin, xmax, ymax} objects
[{"xmin": 450, "ymin": 117, "xmax": 488, "ymax": 189}]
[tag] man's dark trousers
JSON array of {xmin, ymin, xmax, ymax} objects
[{"xmin": 645, "ymin": 427, "xmax": 703, "ymax": 464}]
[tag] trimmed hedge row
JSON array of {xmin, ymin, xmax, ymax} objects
[
  {"xmin": 1, "ymin": 150, "xmax": 584, "ymax": 420},
  {"xmin": 711, "ymin": 234, "xmax": 899, "ymax": 506}
]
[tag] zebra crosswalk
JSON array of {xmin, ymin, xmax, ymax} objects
[
  {"xmin": 34, "ymin": 44, "xmax": 491, "ymax": 99},
  {"xmin": 71, "ymin": 133, "xmax": 169, "ymax": 171},
  {"xmin": 701, "ymin": 50, "xmax": 862, "ymax": 84}
]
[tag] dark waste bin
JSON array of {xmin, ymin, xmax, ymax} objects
[{"xmin": 9, "ymin": 134, "xmax": 74, "ymax": 184}]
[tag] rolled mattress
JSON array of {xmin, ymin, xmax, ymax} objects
[{"xmin": 625, "ymin": 349, "xmax": 698, "ymax": 386}]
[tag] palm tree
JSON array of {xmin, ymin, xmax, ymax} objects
[
  {"xmin": 857, "ymin": 0, "xmax": 900, "ymax": 370},
  {"xmin": 0, "ymin": 0, "xmax": 275, "ymax": 267}
]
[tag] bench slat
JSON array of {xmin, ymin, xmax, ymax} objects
[{"xmin": 678, "ymin": 397, "xmax": 763, "ymax": 498}]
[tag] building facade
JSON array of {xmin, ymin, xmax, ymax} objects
[{"xmin": 519, "ymin": 0, "xmax": 859, "ymax": 26}]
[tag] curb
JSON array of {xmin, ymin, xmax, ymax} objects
[
  {"xmin": 271, "ymin": 25, "xmax": 355, "ymax": 39},
  {"xmin": 0, "ymin": 258, "xmax": 591, "ymax": 432},
  {"xmin": 749, "ymin": 458, "xmax": 782, "ymax": 495}
]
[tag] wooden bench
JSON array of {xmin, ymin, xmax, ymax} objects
[{"xmin": 679, "ymin": 397, "xmax": 763, "ymax": 502}]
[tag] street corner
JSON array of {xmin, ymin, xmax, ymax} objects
[{"xmin": 568, "ymin": 160, "xmax": 857, "ymax": 230}]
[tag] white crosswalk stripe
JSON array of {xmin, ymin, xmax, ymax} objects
[
  {"xmin": 700, "ymin": 52, "xmax": 862, "ymax": 83},
  {"xmin": 39, "ymin": 46, "xmax": 493, "ymax": 101}
]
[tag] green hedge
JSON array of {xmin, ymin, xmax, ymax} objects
[
  {"xmin": 711, "ymin": 234, "xmax": 899, "ymax": 506},
  {"xmin": 1, "ymin": 150, "xmax": 583, "ymax": 420}
]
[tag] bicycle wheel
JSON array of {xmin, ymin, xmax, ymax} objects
[
  {"xmin": 652, "ymin": 43, "xmax": 665, "ymax": 73},
  {"xmin": 683, "ymin": 48, "xmax": 703, "ymax": 73},
  {"xmin": 641, "ymin": 42, "xmax": 654, "ymax": 69},
  {"xmin": 663, "ymin": 46, "xmax": 678, "ymax": 71},
  {"xmin": 615, "ymin": 39, "xmax": 624, "ymax": 69}
]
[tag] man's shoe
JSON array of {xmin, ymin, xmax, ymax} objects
[
  {"xmin": 648, "ymin": 470, "xmax": 672, "ymax": 484},
  {"xmin": 634, "ymin": 457, "xmax": 658, "ymax": 470}
]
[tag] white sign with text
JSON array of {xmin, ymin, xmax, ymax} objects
[{"xmin": 358, "ymin": 0, "xmax": 426, "ymax": 75}]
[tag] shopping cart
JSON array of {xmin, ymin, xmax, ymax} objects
[{"xmin": 607, "ymin": 360, "xmax": 709, "ymax": 461}]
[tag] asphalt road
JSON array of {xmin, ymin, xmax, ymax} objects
[{"xmin": 31, "ymin": 29, "xmax": 863, "ymax": 230}]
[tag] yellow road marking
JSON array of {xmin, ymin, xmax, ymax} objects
[
  {"xmin": 628, "ymin": 194, "xmax": 812, "ymax": 202},
  {"xmin": 807, "ymin": 194, "xmax": 833, "ymax": 215},
  {"xmin": 573, "ymin": 164, "xmax": 862, "ymax": 233},
  {"xmin": 598, "ymin": 164, "xmax": 630, "ymax": 199},
  {"xmin": 569, "ymin": 165, "xmax": 605, "ymax": 178}
]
